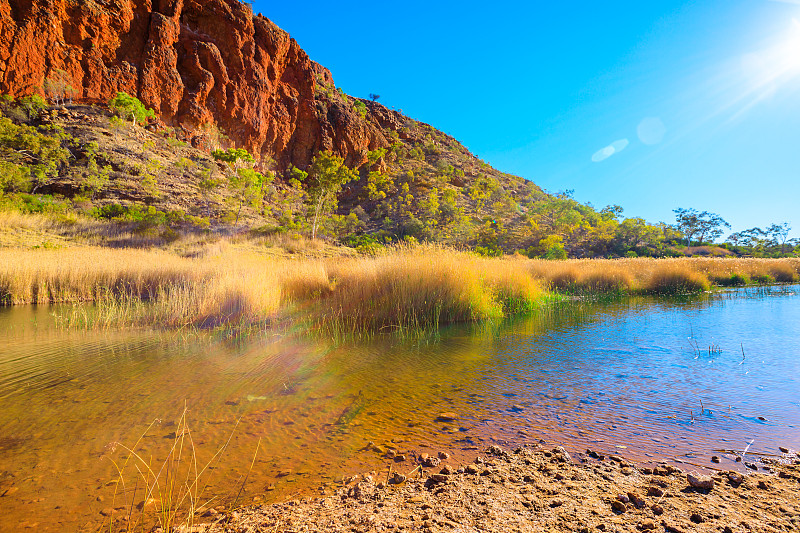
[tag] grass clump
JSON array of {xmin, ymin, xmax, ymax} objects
[
  {"xmin": 300, "ymin": 246, "xmax": 545, "ymax": 336},
  {"xmin": 106, "ymin": 409, "xmax": 250, "ymax": 533},
  {"xmin": 715, "ymin": 272, "xmax": 749, "ymax": 287},
  {"xmin": 643, "ymin": 265, "xmax": 711, "ymax": 295}
]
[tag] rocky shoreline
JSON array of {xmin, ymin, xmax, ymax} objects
[{"xmin": 198, "ymin": 443, "xmax": 800, "ymax": 533}]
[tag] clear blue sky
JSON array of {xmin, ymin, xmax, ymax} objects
[{"xmin": 256, "ymin": 0, "xmax": 800, "ymax": 238}]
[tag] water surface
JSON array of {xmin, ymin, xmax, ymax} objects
[{"xmin": 0, "ymin": 286, "xmax": 798, "ymax": 531}]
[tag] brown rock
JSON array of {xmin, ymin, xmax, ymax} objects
[
  {"xmin": 627, "ymin": 492, "xmax": 646, "ymax": 509},
  {"xmin": 727, "ymin": 472, "xmax": 744, "ymax": 486},
  {"xmin": 651, "ymin": 504, "xmax": 664, "ymax": 515},
  {"xmin": 640, "ymin": 519, "xmax": 656, "ymax": 531},
  {"xmin": 686, "ymin": 473, "xmax": 714, "ymax": 490},
  {"xmin": 611, "ymin": 500, "xmax": 627, "ymax": 514}
]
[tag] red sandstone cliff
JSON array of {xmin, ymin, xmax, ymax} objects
[{"xmin": 0, "ymin": 0, "xmax": 394, "ymax": 169}]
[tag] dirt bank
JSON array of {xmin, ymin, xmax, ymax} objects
[{"xmin": 200, "ymin": 444, "xmax": 800, "ymax": 533}]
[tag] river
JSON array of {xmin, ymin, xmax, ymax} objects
[{"xmin": 0, "ymin": 286, "xmax": 798, "ymax": 531}]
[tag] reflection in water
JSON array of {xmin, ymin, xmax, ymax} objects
[{"xmin": 0, "ymin": 286, "xmax": 798, "ymax": 531}]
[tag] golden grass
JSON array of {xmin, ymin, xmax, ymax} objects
[
  {"xmin": 0, "ymin": 245, "xmax": 548, "ymax": 333},
  {"xmin": 107, "ymin": 409, "xmax": 249, "ymax": 533},
  {"xmin": 305, "ymin": 247, "xmax": 546, "ymax": 335},
  {"xmin": 528, "ymin": 256, "xmax": 799, "ymax": 295},
  {"xmin": 1, "ymin": 246, "xmax": 798, "ymax": 333}
]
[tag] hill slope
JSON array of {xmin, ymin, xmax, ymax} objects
[{"xmin": 2, "ymin": 0, "xmax": 778, "ymax": 258}]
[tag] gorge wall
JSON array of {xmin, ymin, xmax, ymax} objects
[{"xmin": 0, "ymin": 0, "xmax": 393, "ymax": 168}]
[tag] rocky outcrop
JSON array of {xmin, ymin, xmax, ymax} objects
[{"xmin": 0, "ymin": 0, "xmax": 392, "ymax": 169}]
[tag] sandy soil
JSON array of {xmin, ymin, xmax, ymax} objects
[{"xmin": 195, "ymin": 444, "xmax": 800, "ymax": 533}]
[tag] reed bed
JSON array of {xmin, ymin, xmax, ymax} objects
[
  {"xmin": 528, "ymin": 256, "xmax": 799, "ymax": 295},
  {"xmin": 1, "ymin": 246, "xmax": 798, "ymax": 333},
  {"xmin": 0, "ymin": 245, "xmax": 549, "ymax": 333}
]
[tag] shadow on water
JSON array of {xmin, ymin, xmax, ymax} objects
[{"xmin": 0, "ymin": 285, "xmax": 798, "ymax": 531}]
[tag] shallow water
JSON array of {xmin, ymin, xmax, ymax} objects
[{"xmin": 0, "ymin": 286, "xmax": 798, "ymax": 531}]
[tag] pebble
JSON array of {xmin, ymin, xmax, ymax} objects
[
  {"xmin": 553, "ymin": 446, "xmax": 572, "ymax": 463},
  {"xmin": 647, "ymin": 486, "xmax": 664, "ymax": 497},
  {"xmin": 779, "ymin": 446, "xmax": 790, "ymax": 453},
  {"xmin": 640, "ymin": 519, "xmax": 656, "ymax": 530},
  {"xmin": 651, "ymin": 504, "xmax": 664, "ymax": 515},
  {"xmin": 436, "ymin": 412, "xmax": 458, "ymax": 422},
  {"xmin": 727, "ymin": 472, "xmax": 744, "ymax": 485},
  {"xmin": 2, "ymin": 487, "xmax": 19, "ymax": 497},
  {"xmin": 687, "ymin": 473, "xmax": 714, "ymax": 490},
  {"xmin": 611, "ymin": 500, "xmax": 627, "ymax": 513},
  {"xmin": 438, "ymin": 451, "xmax": 450, "ymax": 460},
  {"xmin": 627, "ymin": 492, "xmax": 646, "ymax": 509},
  {"xmin": 711, "ymin": 456, "xmax": 720, "ymax": 463}
]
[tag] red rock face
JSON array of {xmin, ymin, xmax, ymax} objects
[{"xmin": 0, "ymin": 0, "xmax": 390, "ymax": 169}]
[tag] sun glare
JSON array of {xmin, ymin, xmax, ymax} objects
[{"xmin": 776, "ymin": 18, "xmax": 800, "ymax": 71}]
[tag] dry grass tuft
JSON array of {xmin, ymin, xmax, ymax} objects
[
  {"xmin": 526, "ymin": 256, "xmax": 799, "ymax": 295},
  {"xmin": 309, "ymin": 246, "xmax": 545, "ymax": 335},
  {"xmin": 644, "ymin": 265, "xmax": 711, "ymax": 295}
]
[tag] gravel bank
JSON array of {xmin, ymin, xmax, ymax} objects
[{"xmin": 202, "ymin": 444, "xmax": 800, "ymax": 533}]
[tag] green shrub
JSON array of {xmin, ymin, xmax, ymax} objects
[
  {"xmin": 16, "ymin": 95, "xmax": 47, "ymax": 121},
  {"xmin": 718, "ymin": 273, "xmax": 749, "ymax": 287},
  {"xmin": 108, "ymin": 92, "xmax": 154, "ymax": 126},
  {"xmin": 0, "ymin": 117, "xmax": 68, "ymax": 192},
  {"xmin": 353, "ymin": 100, "xmax": 367, "ymax": 118}
]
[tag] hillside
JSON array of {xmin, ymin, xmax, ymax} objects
[{"xmin": 0, "ymin": 0, "xmax": 794, "ymax": 259}]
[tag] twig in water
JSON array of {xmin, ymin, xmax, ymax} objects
[
  {"xmin": 740, "ymin": 344, "xmax": 746, "ymax": 365},
  {"xmin": 690, "ymin": 410, "xmax": 694, "ymax": 424},
  {"xmin": 700, "ymin": 399, "xmax": 704, "ymax": 415},
  {"xmin": 406, "ymin": 465, "xmax": 422, "ymax": 479}
]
